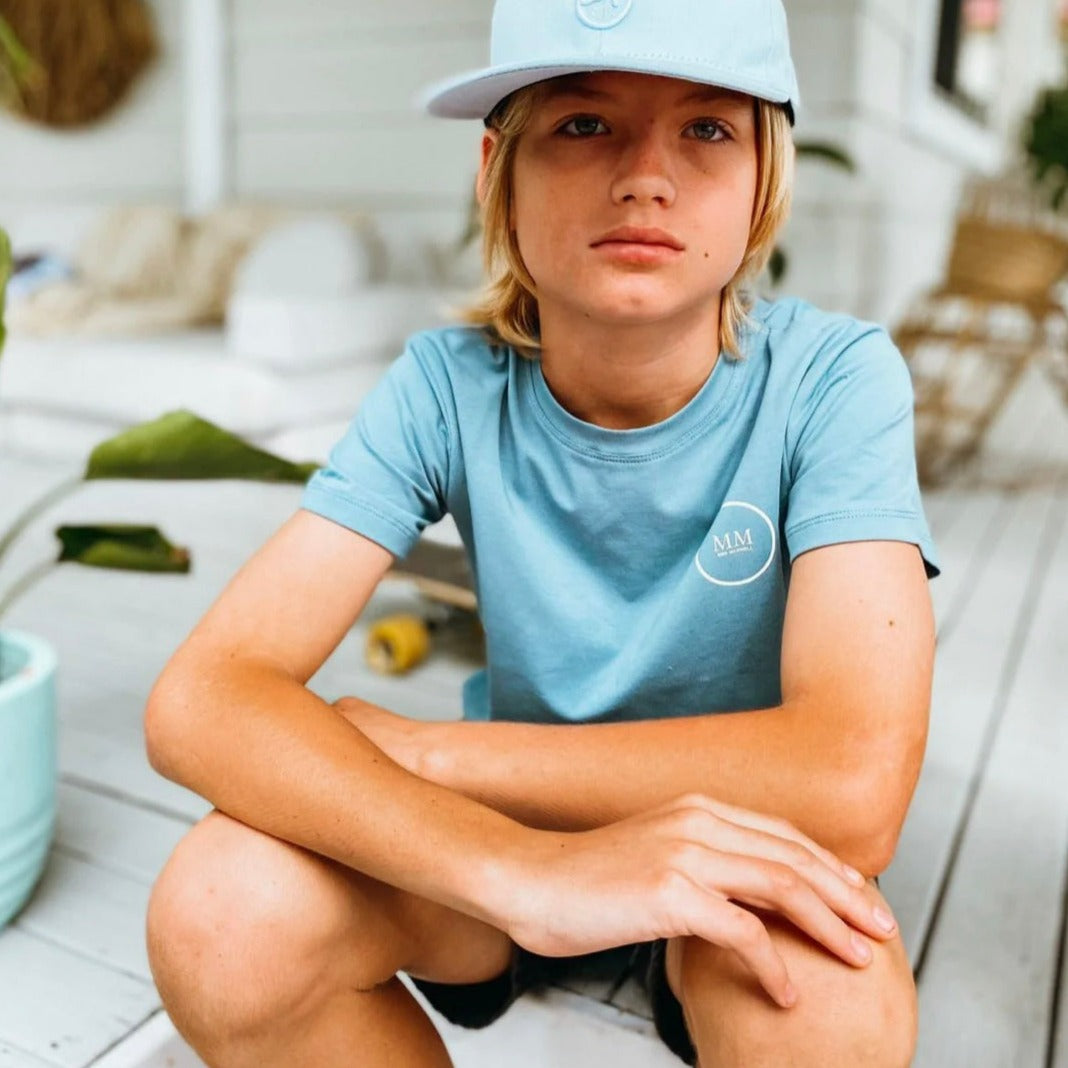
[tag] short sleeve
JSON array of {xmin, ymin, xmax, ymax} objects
[
  {"xmin": 299, "ymin": 339, "xmax": 452, "ymax": 559},
  {"xmin": 783, "ymin": 326, "xmax": 941, "ymax": 580}
]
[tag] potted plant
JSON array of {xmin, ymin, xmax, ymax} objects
[
  {"xmin": 0, "ymin": 404, "xmax": 321, "ymax": 929},
  {"xmin": 0, "ymin": 226, "xmax": 321, "ymax": 928},
  {"xmin": 1022, "ymin": 75, "xmax": 1068, "ymax": 212}
]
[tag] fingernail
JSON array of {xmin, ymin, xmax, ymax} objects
[
  {"xmin": 842, "ymin": 864, "xmax": 865, "ymax": 886},
  {"xmin": 782, "ymin": 982, "xmax": 798, "ymax": 1007},
  {"xmin": 851, "ymin": 932, "xmax": 872, "ymax": 963},
  {"xmin": 873, "ymin": 906, "xmax": 897, "ymax": 933}
]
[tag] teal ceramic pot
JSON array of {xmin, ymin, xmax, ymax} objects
[{"xmin": 0, "ymin": 629, "xmax": 57, "ymax": 929}]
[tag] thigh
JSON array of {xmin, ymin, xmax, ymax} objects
[{"xmin": 149, "ymin": 808, "xmax": 516, "ymax": 996}]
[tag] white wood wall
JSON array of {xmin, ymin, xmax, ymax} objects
[
  {"xmin": 231, "ymin": 0, "xmax": 489, "ymax": 203},
  {"xmin": 0, "ymin": 0, "xmax": 494, "ymax": 279},
  {"xmin": 228, "ymin": 0, "xmax": 493, "ymax": 280}
]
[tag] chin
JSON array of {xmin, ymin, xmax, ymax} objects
[
  {"xmin": 586, "ymin": 288, "xmax": 698, "ymax": 324},
  {"xmin": 557, "ymin": 278, "xmax": 676, "ymax": 316}
]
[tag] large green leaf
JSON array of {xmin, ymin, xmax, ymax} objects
[
  {"xmin": 85, "ymin": 409, "xmax": 321, "ymax": 483},
  {"xmin": 0, "ymin": 226, "xmax": 10, "ymax": 360},
  {"xmin": 56, "ymin": 524, "xmax": 191, "ymax": 573}
]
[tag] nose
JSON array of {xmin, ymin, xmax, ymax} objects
[{"xmin": 610, "ymin": 126, "xmax": 677, "ymax": 207}]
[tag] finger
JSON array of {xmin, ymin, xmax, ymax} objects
[
  {"xmin": 671, "ymin": 798, "xmax": 849, "ymax": 885},
  {"xmin": 673, "ymin": 874, "xmax": 798, "ymax": 1009},
  {"xmin": 684, "ymin": 818, "xmax": 896, "ymax": 942},
  {"xmin": 676, "ymin": 794, "xmax": 867, "ymax": 887},
  {"xmin": 691, "ymin": 852, "xmax": 876, "ymax": 970}
]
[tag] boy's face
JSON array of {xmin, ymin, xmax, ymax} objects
[{"xmin": 482, "ymin": 70, "xmax": 758, "ymax": 334}]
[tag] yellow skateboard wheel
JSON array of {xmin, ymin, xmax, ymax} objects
[{"xmin": 366, "ymin": 614, "xmax": 431, "ymax": 674}]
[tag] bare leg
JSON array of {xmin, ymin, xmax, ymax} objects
[
  {"xmin": 147, "ymin": 810, "xmax": 515, "ymax": 1068},
  {"xmin": 177, "ymin": 976, "xmax": 457, "ymax": 1068},
  {"xmin": 665, "ymin": 879, "xmax": 917, "ymax": 1068}
]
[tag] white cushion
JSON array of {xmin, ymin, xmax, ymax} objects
[
  {"xmin": 232, "ymin": 215, "xmax": 376, "ymax": 298},
  {"xmin": 226, "ymin": 285, "xmax": 454, "ymax": 369}
]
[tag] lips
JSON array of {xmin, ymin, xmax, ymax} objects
[{"xmin": 591, "ymin": 226, "xmax": 685, "ymax": 251}]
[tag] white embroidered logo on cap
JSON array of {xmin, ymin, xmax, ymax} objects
[{"xmin": 576, "ymin": 0, "xmax": 633, "ymax": 30}]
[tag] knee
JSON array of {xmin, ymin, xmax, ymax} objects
[
  {"xmin": 673, "ymin": 922, "xmax": 918, "ymax": 1068},
  {"xmin": 146, "ymin": 811, "xmax": 401, "ymax": 1043}
]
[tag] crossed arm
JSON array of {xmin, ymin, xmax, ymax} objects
[{"xmin": 343, "ymin": 539, "xmax": 936, "ymax": 878}]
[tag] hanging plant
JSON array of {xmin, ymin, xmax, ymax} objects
[
  {"xmin": 0, "ymin": 11, "xmax": 40, "ymax": 110},
  {"xmin": 0, "ymin": 0, "xmax": 158, "ymax": 128}
]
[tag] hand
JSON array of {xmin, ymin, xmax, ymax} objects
[
  {"xmin": 332, "ymin": 697, "xmax": 429, "ymax": 778},
  {"xmin": 500, "ymin": 792, "xmax": 898, "ymax": 1010}
]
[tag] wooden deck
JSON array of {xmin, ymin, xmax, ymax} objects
[{"xmin": 1, "ymin": 376, "xmax": 1067, "ymax": 1065}]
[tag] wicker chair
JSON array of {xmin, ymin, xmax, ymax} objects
[{"xmin": 892, "ymin": 173, "xmax": 1068, "ymax": 486}]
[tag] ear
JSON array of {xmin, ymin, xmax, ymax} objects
[{"xmin": 476, "ymin": 128, "xmax": 501, "ymax": 206}]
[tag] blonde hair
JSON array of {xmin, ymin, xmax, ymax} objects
[{"xmin": 452, "ymin": 78, "xmax": 796, "ymax": 361}]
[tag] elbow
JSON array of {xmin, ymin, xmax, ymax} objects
[
  {"xmin": 836, "ymin": 723, "xmax": 927, "ymax": 879},
  {"xmin": 845, "ymin": 827, "xmax": 899, "ymax": 880},
  {"xmin": 830, "ymin": 820, "xmax": 898, "ymax": 880},
  {"xmin": 835, "ymin": 780, "xmax": 910, "ymax": 879},
  {"xmin": 143, "ymin": 669, "xmax": 194, "ymax": 781},
  {"xmin": 143, "ymin": 690, "xmax": 176, "ymax": 779}
]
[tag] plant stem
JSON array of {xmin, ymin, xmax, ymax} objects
[
  {"xmin": 0, "ymin": 474, "xmax": 83, "ymax": 569},
  {"xmin": 0, "ymin": 556, "xmax": 58, "ymax": 680}
]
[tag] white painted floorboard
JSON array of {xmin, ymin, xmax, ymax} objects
[
  {"xmin": 882, "ymin": 489, "xmax": 1062, "ymax": 961},
  {"xmin": 913, "ymin": 489, "xmax": 1068, "ymax": 1067}
]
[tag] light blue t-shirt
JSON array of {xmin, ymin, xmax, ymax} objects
[{"xmin": 300, "ymin": 295, "xmax": 941, "ymax": 725}]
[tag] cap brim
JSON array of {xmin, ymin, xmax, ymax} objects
[
  {"xmin": 416, "ymin": 59, "xmax": 796, "ymax": 125},
  {"xmin": 416, "ymin": 63, "xmax": 597, "ymax": 119}
]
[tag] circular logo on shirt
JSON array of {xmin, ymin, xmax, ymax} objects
[
  {"xmin": 576, "ymin": 0, "xmax": 633, "ymax": 30},
  {"xmin": 695, "ymin": 501, "xmax": 777, "ymax": 588}
]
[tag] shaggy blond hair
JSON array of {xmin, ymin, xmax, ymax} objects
[{"xmin": 452, "ymin": 78, "xmax": 796, "ymax": 361}]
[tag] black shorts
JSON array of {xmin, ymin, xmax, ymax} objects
[
  {"xmin": 407, "ymin": 876, "xmax": 881, "ymax": 1064},
  {"xmin": 408, "ymin": 938, "xmax": 698, "ymax": 1064}
]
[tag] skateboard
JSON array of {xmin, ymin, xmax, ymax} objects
[{"xmin": 365, "ymin": 536, "xmax": 482, "ymax": 674}]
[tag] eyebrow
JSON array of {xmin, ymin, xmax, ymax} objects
[{"xmin": 541, "ymin": 82, "xmax": 750, "ymax": 108}]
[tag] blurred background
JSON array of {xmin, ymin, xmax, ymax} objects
[
  {"xmin": 0, "ymin": 0, "xmax": 1066, "ymax": 481},
  {"xmin": 1, "ymin": 3, "xmax": 1068, "ymax": 1067}
]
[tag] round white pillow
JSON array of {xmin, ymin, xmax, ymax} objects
[{"xmin": 232, "ymin": 215, "xmax": 377, "ymax": 298}]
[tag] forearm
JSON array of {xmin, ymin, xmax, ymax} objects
[
  {"xmin": 144, "ymin": 660, "xmax": 532, "ymax": 930},
  {"xmin": 422, "ymin": 701, "xmax": 883, "ymax": 870}
]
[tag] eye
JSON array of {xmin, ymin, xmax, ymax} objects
[
  {"xmin": 557, "ymin": 115, "xmax": 608, "ymax": 137},
  {"xmin": 686, "ymin": 119, "xmax": 731, "ymax": 143}
]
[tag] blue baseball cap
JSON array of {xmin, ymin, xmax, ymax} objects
[{"xmin": 417, "ymin": 0, "xmax": 801, "ymax": 127}]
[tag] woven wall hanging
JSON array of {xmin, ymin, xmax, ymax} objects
[{"xmin": 0, "ymin": 0, "xmax": 158, "ymax": 128}]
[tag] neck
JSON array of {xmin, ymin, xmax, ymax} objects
[{"xmin": 536, "ymin": 297, "xmax": 724, "ymax": 430}]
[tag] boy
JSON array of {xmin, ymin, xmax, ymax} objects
[{"xmin": 145, "ymin": 1, "xmax": 939, "ymax": 1064}]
